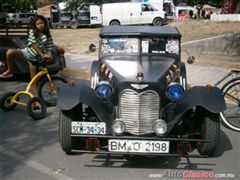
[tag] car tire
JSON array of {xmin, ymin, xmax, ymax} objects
[
  {"xmin": 197, "ymin": 112, "xmax": 220, "ymax": 156},
  {"xmin": 152, "ymin": 17, "xmax": 163, "ymax": 26},
  {"xmin": 71, "ymin": 22, "xmax": 78, "ymax": 29},
  {"xmin": 59, "ymin": 111, "xmax": 73, "ymax": 154},
  {"xmin": 109, "ymin": 20, "xmax": 120, "ymax": 26}
]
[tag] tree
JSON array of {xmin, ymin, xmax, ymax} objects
[
  {"xmin": 65, "ymin": 0, "xmax": 84, "ymax": 11},
  {"xmin": 1, "ymin": 0, "xmax": 222, "ymax": 13}
]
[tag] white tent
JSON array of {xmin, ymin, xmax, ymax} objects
[
  {"xmin": 58, "ymin": 2, "xmax": 67, "ymax": 10},
  {"xmin": 202, "ymin": 4, "xmax": 216, "ymax": 10}
]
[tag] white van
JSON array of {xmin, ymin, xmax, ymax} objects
[
  {"xmin": 101, "ymin": 2, "xmax": 166, "ymax": 26},
  {"xmin": 132, "ymin": 0, "xmax": 175, "ymax": 22},
  {"xmin": 7, "ymin": 13, "xmax": 36, "ymax": 27},
  {"xmin": 70, "ymin": 3, "xmax": 102, "ymax": 28}
]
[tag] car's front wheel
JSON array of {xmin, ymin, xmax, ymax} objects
[
  {"xmin": 109, "ymin": 20, "xmax": 120, "ymax": 26},
  {"xmin": 59, "ymin": 111, "xmax": 73, "ymax": 154},
  {"xmin": 197, "ymin": 112, "xmax": 220, "ymax": 156},
  {"xmin": 71, "ymin": 22, "xmax": 78, "ymax": 29},
  {"xmin": 152, "ymin": 17, "xmax": 163, "ymax": 26}
]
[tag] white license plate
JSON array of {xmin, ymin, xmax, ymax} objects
[
  {"xmin": 71, "ymin": 122, "xmax": 106, "ymax": 135},
  {"xmin": 108, "ymin": 139, "xmax": 169, "ymax": 153}
]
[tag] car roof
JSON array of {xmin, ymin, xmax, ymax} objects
[{"xmin": 99, "ymin": 26, "xmax": 181, "ymax": 38}]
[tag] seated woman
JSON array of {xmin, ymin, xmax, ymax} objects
[{"xmin": 0, "ymin": 15, "xmax": 53, "ymax": 78}]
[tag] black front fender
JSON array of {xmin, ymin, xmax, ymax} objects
[
  {"xmin": 166, "ymin": 86, "xmax": 226, "ymax": 134},
  {"xmin": 57, "ymin": 82, "xmax": 90, "ymax": 110},
  {"xmin": 57, "ymin": 82, "xmax": 113, "ymax": 122},
  {"xmin": 176, "ymin": 86, "xmax": 226, "ymax": 114}
]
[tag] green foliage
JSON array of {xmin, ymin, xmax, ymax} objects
[
  {"xmin": 2, "ymin": 0, "xmax": 61, "ymax": 12},
  {"xmin": 65, "ymin": 0, "xmax": 84, "ymax": 11},
  {"xmin": 1, "ymin": 0, "xmax": 222, "ymax": 12}
]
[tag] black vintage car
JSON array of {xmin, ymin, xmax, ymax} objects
[{"xmin": 57, "ymin": 26, "xmax": 226, "ymax": 158}]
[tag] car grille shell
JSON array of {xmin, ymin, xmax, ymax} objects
[{"xmin": 119, "ymin": 89, "xmax": 160, "ymax": 135}]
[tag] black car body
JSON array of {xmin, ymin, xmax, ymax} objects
[
  {"xmin": 0, "ymin": 27, "xmax": 66, "ymax": 77},
  {"xmin": 57, "ymin": 26, "xmax": 226, "ymax": 158}
]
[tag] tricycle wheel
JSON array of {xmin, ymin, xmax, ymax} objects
[
  {"xmin": 0, "ymin": 92, "xmax": 17, "ymax": 111},
  {"xmin": 27, "ymin": 97, "xmax": 46, "ymax": 120},
  {"xmin": 59, "ymin": 111, "xmax": 73, "ymax": 154},
  {"xmin": 197, "ymin": 112, "xmax": 220, "ymax": 156},
  {"xmin": 39, "ymin": 76, "xmax": 68, "ymax": 107},
  {"xmin": 0, "ymin": 61, "xmax": 7, "ymax": 74}
]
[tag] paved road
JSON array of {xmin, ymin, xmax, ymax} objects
[{"xmin": 0, "ymin": 54, "xmax": 239, "ymax": 180}]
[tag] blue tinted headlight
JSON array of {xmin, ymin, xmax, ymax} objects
[
  {"xmin": 95, "ymin": 81, "xmax": 113, "ymax": 99},
  {"xmin": 167, "ymin": 83, "xmax": 184, "ymax": 101}
]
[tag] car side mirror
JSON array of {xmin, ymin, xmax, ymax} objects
[
  {"xmin": 89, "ymin": 43, "xmax": 96, "ymax": 52},
  {"xmin": 187, "ymin": 55, "xmax": 195, "ymax": 64},
  {"xmin": 182, "ymin": 49, "xmax": 195, "ymax": 64}
]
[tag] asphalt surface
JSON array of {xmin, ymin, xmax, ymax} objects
[{"xmin": 0, "ymin": 54, "xmax": 240, "ymax": 180}]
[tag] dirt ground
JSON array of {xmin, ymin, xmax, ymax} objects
[{"xmin": 50, "ymin": 20, "xmax": 240, "ymax": 68}]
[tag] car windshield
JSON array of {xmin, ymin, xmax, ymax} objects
[
  {"xmin": 101, "ymin": 37, "xmax": 139, "ymax": 54},
  {"xmin": 61, "ymin": 13, "xmax": 72, "ymax": 17},
  {"xmin": 142, "ymin": 37, "xmax": 180, "ymax": 55},
  {"xmin": 100, "ymin": 37, "xmax": 179, "ymax": 56}
]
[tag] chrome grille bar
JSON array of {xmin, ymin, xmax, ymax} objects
[{"xmin": 119, "ymin": 89, "xmax": 160, "ymax": 135}]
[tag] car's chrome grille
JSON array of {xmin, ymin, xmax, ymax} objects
[{"xmin": 119, "ymin": 89, "xmax": 160, "ymax": 135}]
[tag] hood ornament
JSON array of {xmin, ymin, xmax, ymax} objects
[{"xmin": 137, "ymin": 72, "xmax": 144, "ymax": 81}]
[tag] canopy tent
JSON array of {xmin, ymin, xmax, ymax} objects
[{"xmin": 202, "ymin": 4, "xmax": 216, "ymax": 10}]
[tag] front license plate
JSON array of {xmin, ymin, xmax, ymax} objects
[
  {"xmin": 108, "ymin": 139, "xmax": 169, "ymax": 153},
  {"xmin": 71, "ymin": 122, "xmax": 106, "ymax": 135}
]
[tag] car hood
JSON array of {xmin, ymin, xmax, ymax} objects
[{"xmin": 100, "ymin": 55, "xmax": 179, "ymax": 83}]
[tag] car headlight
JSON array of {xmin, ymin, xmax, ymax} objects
[
  {"xmin": 153, "ymin": 119, "xmax": 167, "ymax": 136},
  {"xmin": 112, "ymin": 119, "xmax": 125, "ymax": 135},
  {"xmin": 95, "ymin": 81, "xmax": 113, "ymax": 99},
  {"xmin": 166, "ymin": 82, "xmax": 184, "ymax": 101}
]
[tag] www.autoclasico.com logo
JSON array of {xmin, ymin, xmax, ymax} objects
[{"xmin": 149, "ymin": 170, "xmax": 235, "ymax": 179}]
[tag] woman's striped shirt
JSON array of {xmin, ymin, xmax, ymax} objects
[{"xmin": 27, "ymin": 29, "xmax": 53, "ymax": 57}]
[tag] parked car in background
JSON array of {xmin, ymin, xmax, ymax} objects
[
  {"xmin": 175, "ymin": 6, "xmax": 197, "ymax": 21},
  {"xmin": 6, "ymin": 13, "xmax": 36, "ymax": 27},
  {"xmin": 101, "ymin": 2, "xmax": 166, "ymax": 26},
  {"xmin": 38, "ymin": 4, "xmax": 60, "ymax": 28},
  {"xmin": 69, "ymin": 3, "xmax": 102, "ymax": 28},
  {"xmin": 58, "ymin": 11, "xmax": 74, "ymax": 28}
]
